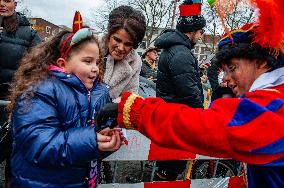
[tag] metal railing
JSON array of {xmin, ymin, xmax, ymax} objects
[
  {"xmin": 0, "ymin": 100, "xmax": 246, "ymax": 187},
  {"xmin": 0, "ymin": 100, "xmax": 10, "ymax": 187},
  {"xmin": 98, "ymin": 130, "xmax": 246, "ymax": 188},
  {"xmin": 0, "ymin": 100, "xmax": 10, "ymax": 106}
]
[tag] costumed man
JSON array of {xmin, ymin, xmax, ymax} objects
[
  {"xmin": 152, "ymin": 0, "xmax": 206, "ymax": 180},
  {"xmin": 96, "ymin": 0, "xmax": 284, "ymax": 187},
  {"xmin": 140, "ymin": 47, "xmax": 160, "ymax": 83}
]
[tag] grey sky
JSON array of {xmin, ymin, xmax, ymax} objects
[{"xmin": 17, "ymin": 0, "xmax": 104, "ymax": 28}]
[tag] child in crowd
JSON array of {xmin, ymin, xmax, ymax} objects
[{"xmin": 6, "ymin": 28, "xmax": 122, "ymax": 187}]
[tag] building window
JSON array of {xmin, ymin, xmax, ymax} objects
[
  {"xmin": 199, "ymin": 55, "xmax": 206, "ymax": 61},
  {"xmin": 52, "ymin": 29, "xmax": 58, "ymax": 36},
  {"xmin": 137, "ymin": 51, "xmax": 143, "ymax": 57},
  {"xmin": 139, "ymin": 41, "xmax": 146, "ymax": 49},
  {"xmin": 46, "ymin": 26, "xmax": 51, "ymax": 34},
  {"xmin": 200, "ymin": 47, "xmax": 210, "ymax": 54},
  {"xmin": 29, "ymin": 19, "xmax": 36, "ymax": 25},
  {"xmin": 193, "ymin": 46, "xmax": 200, "ymax": 54}
]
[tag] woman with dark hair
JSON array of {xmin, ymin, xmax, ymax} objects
[{"xmin": 99, "ymin": 5, "xmax": 146, "ymax": 103}]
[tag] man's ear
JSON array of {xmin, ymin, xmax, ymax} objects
[
  {"xmin": 257, "ymin": 60, "xmax": 269, "ymax": 69},
  {"xmin": 256, "ymin": 60, "xmax": 271, "ymax": 73},
  {"xmin": 56, "ymin": 58, "xmax": 67, "ymax": 69}
]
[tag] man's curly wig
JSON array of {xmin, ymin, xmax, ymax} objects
[
  {"xmin": 216, "ymin": 43, "xmax": 277, "ymax": 67},
  {"xmin": 215, "ymin": 23, "xmax": 283, "ymax": 70}
]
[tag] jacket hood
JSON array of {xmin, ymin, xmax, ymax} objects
[
  {"xmin": 17, "ymin": 12, "xmax": 31, "ymax": 26},
  {"xmin": 154, "ymin": 29, "xmax": 192, "ymax": 49}
]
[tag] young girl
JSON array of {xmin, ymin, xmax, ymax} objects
[{"xmin": 6, "ymin": 28, "xmax": 122, "ymax": 187}]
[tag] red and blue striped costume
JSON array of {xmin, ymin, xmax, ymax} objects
[{"xmin": 118, "ymin": 83, "xmax": 284, "ymax": 187}]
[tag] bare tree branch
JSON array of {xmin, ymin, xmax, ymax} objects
[
  {"xmin": 130, "ymin": 0, "xmax": 174, "ymax": 47},
  {"xmin": 90, "ymin": 0, "xmax": 175, "ymax": 48},
  {"xmin": 89, "ymin": 0, "xmax": 127, "ymax": 32}
]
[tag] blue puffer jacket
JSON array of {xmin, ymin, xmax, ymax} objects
[{"xmin": 10, "ymin": 70, "xmax": 111, "ymax": 187}]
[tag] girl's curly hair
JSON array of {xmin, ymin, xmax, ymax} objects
[{"xmin": 7, "ymin": 31, "xmax": 104, "ymax": 116}]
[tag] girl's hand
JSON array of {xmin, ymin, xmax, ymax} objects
[
  {"xmin": 99, "ymin": 127, "xmax": 121, "ymax": 136},
  {"xmin": 0, "ymin": 27, "xmax": 3, "ymax": 33},
  {"xmin": 97, "ymin": 130, "xmax": 122, "ymax": 151}
]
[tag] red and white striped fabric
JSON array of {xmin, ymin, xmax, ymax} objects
[
  {"xmin": 104, "ymin": 130, "xmax": 218, "ymax": 161},
  {"xmin": 98, "ymin": 176, "xmax": 246, "ymax": 188},
  {"xmin": 102, "ymin": 130, "xmax": 246, "ymax": 187}
]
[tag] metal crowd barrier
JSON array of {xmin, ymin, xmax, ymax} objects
[
  {"xmin": 0, "ymin": 100, "xmax": 246, "ymax": 187},
  {"xmin": 0, "ymin": 100, "xmax": 10, "ymax": 187},
  {"xmin": 0, "ymin": 100, "xmax": 10, "ymax": 106},
  {"xmin": 99, "ymin": 130, "xmax": 246, "ymax": 188},
  {"xmin": 98, "ymin": 177, "xmax": 246, "ymax": 188}
]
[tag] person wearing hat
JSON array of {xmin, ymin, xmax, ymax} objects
[
  {"xmin": 155, "ymin": 0, "xmax": 206, "ymax": 108},
  {"xmin": 152, "ymin": 0, "xmax": 206, "ymax": 180},
  {"xmin": 140, "ymin": 47, "xmax": 160, "ymax": 82},
  {"xmin": 96, "ymin": 0, "xmax": 284, "ymax": 184}
]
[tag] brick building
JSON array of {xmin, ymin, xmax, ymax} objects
[
  {"xmin": 28, "ymin": 18, "xmax": 71, "ymax": 41},
  {"xmin": 137, "ymin": 27, "xmax": 221, "ymax": 63},
  {"xmin": 193, "ymin": 34, "xmax": 221, "ymax": 63}
]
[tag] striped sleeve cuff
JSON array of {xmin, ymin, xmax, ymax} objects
[{"xmin": 117, "ymin": 92, "xmax": 144, "ymax": 129}]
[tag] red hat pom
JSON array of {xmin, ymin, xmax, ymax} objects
[{"xmin": 179, "ymin": 3, "xmax": 202, "ymax": 16}]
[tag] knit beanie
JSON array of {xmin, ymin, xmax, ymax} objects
[{"xmin": 176, "ymin": 0, "xmax": 206, "ymax": 33}]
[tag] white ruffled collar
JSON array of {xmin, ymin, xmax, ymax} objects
[{"xmin": 250, "ymin": 67, "xmax": 284, "ymax": 92}]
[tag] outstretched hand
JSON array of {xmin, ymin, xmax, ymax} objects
[
  {"xmin": 95, "ymin": 103, "xmax": 118, "ymax": 130},
  {"xmin": 97, "ymin": 129, "xmax": 122, "ymax": 152}
]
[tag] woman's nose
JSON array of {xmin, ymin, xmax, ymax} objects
[{"xmin": 117, "ymin": 43, "xmax": 125, "ymax": 51}]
